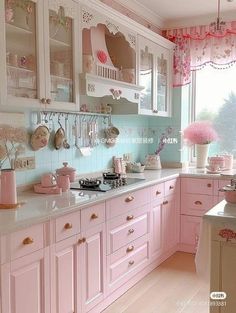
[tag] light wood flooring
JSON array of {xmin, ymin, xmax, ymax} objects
[{"xmin": 103, "ymin": 252, "xmax": 209, "ymax": 313}]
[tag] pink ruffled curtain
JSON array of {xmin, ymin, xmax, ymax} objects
[{"xmin": 165, "ymin": 21, "xmax": 236, "ymax": 87}]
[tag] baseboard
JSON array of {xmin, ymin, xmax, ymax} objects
[{"xmin": 178, "ymin": 243, "xmax": 196, "ymax": 254}]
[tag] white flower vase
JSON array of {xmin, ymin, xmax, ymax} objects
[
  {"xmin": 144, "ymin": 154, "xmax": 162, "ymax": 170},
  {"xmin": 196, "ymin": 144, "xmax": 210, "ymax": 168}
]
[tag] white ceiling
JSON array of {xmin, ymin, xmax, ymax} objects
[{"xmin": 116, "ymin": 0, "xmax": 236, "ymax": 29}]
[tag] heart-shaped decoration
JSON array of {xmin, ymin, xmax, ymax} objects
[{"xmin": 97, "ymin": 50, "xmax": 107, "ymax": 64}]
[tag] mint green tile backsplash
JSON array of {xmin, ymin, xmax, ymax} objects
[{"xmin": 15, "ymin": 115, "xmax": 150, "ymax": 185}]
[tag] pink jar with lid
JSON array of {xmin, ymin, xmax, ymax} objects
[{"xmin": 56, "ymin": 162, "xmax": 76, "ymax": 182}]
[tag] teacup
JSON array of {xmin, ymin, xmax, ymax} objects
[{"xmin": 41, "ymin": 173, "xmax": 57, "ymax": 188}]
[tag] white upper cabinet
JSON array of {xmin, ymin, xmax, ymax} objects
[
  {"xmin": 79, "ymin": 4, "xmax": 144, "ymax": 105},
  {"xmin": 138, "ymin": 36, "xmax": 173, "ymax": 117},
  {"xmin": 0, "ymin": 0, "xmax": 79, "ymax": 111}
]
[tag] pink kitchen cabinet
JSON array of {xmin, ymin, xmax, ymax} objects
[
  {"xmin": 162, "ymin": 195, "xmax": 178, "ymax": 253},
  {"xmin": 80, "ymin": 223, "xmax": 106, "ymax": 313},
  {"xmin": 50, "ymin": 235, "xmax": 80, "ymax": 313},
  {"xmin": 1, "ymin": 248, "xmax": 50, "ymax": 313},
  {"xmin": 150, "ymin": 198, "xmax": 163, "ymax": 261},
  {"xmin": 180, "ymin": 215, "xmax": 201, "ymax": 253}
]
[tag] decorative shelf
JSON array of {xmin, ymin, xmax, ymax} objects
[
  {"xmin": 51, "ymin": 75, "xmax": 72, "ymax": 82},
  {"xmin": 50, "ymin": 37, "xmax": 71, "ymax": 50},
  {"xmin": 7, "ymin": 64, "xmax": 35, "ymax": 74},
  {"xmin": 80, "ymin": 73, "xmax": 144, "ymax": 104},
  {"xmin": 6, "ymin": 23, "xmax": 33, "ymax": 36}
]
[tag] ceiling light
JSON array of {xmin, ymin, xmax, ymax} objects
[{"xmin": 210, "ymin": 0, "xmax": 226, "ymax": 33}]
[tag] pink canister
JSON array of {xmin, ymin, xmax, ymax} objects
[
  {"xmin": 56, "ymin": 162, "xmax": 76, "ymax": 182},
  {"xmin": 0, "ymin": 169, "xmax": 17, "ymax": 205},
  {"xmin": 57, "ymin": 175, "xmax": 70, "ymax": 192}
]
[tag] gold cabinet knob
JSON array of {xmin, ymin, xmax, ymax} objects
[
  {"xmin": 46, "ymin": 98, "xmax": 51, "ymax": 104},
  {"xmin": 23, "ymin": 237, "xmax": 34, "ymax": 245},
  {"xmin": 207, "ymin": 183, "xmax": 212, "ymax": 188},
  {"xmin": 169, "ymin": 185, "xmax": 174, "ymax": 190},
  {"xmin": 41, "ymin": 98, "xmax": 47, "ymax": 104},
  {"xmin": 128, "ymin": 229, "xmax": 135, "ymax": 234},
  {"xmin": 126, "ymin": 215, "xmax": 134, "ymax": 221},
  {"xmin": 126, "ymin": 246, "xmax": 134, "ymax": 253},
  {"xmin": 91, "ymin": 213, "xmax": 98, "ymax": 220},
  {"xmin": 129, "ymin": 260, "xmax": 135, "ymax": 265},
  {"xmin": 194, "ymin": 200, "xmax": 202, "ymax": 205},
  {"xmin": 156, "ymin": 190, "xmax": 161, "ymax": 195},
  {"xmin": 78, "ymin": 237, "xmax": 86, "ymax": 244},
  {"xmin": 64, "ymin": 223, "xmax": 72, "ymax": 230},
  {"xmin": 163, "ymin": 200, "xmax": 168, "ymax": 205},
  {"xmin": 125, "ymin": 195, "xmax": 134, "ymax": 203}
]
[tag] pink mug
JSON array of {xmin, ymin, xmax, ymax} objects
[
  {"xmin": 41, "ymin": 173, "xmax": 57, "ymax": 188},
  {"xmin": 57, "ymin": 175, "xmax": 70, "ymax": 192}
]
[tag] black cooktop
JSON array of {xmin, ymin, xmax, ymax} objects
[{"xmin": 70, "ymin": 173, "xmax": 145, "ymax": 192}]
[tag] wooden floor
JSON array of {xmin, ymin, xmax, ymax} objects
[{"xmin": 103, "ymin": 252, "xmax": 209, "ymax": 313}]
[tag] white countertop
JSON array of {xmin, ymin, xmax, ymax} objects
[
  {"xmin": 204, "ymin": 200, "xmax": 236, "ymax": 223},
  {"xmin": 0, "ymin": 167, "xmax": 235, "ymax": 235}
]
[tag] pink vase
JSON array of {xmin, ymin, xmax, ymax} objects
[{"xmin": 0, "ymin": 169, "xmax": 17, "ymax": 205}]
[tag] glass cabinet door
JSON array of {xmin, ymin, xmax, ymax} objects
[
  {"xmin": 5, "ymin": 0, "xmax": 38, "ymax": 100},
  {"xmin": 139, "ymin": 45, "xmax": 154, "ymax": 112},
  {"xmin": 47, "ymin": 2, "xmax": 76, "ymax": 105},
  {"xmin": 156, "ymin": 51, "xmax": 168, "ymax": 113}
]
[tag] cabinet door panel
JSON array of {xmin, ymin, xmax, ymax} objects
[
  {"xmin": 1, "ymin": 0, "xmax": 45, "ymax": 107},
  {"xmin": 44, "ymin": 0, "xmax": 78, "ymax": 110},
  {"xmin": 1, "ymin": 249, "xmax": 50, "ymax": 313},
  {"xmin": 51, "ymin": 236, "xmax": 78, "ymax": 313},
  {"xmin": 82, "ymin": 224, "xmax": 106, "ymax": 312},
  {"xmin": 151, "ymin": 203, "xmax": 162, "ymax": 260},
  {"xmin": 162, "ymin": 198, "xmax": 178, "ymax": 252}
]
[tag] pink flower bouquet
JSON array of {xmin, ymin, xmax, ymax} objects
[{"xmin": 183, "ymin": 121, "xmax": 218, "ymax": 145}]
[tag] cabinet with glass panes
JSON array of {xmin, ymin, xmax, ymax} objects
[{"xmin": 0, "ymin": 0, "xmax": 79, "ymax": 110}]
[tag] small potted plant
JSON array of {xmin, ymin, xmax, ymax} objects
[
  {"xmin": 183, "ymin": 121, "xmax": 218, "ymax": 168},
  {"xmin": 145, "ymin": 127, "xmax": 173, "ymax": 169}
]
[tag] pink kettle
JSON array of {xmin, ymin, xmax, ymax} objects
[{"xmin": 0, "ymin": 169, "xmax": 17, "ymax": 205}]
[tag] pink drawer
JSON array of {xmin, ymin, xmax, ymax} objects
[
  {"xmin": 181, "ymin": 178, "xmax": 213, "ymax": 195},
  {"xmin": 109, "ymin": 234, "xmax": 149, "ymax": 265},
  {"xmin": 55, "ymin": 211, "xmax": 80, "ymax": 242},
  {"xmin": 109, "ymin": 241, "xmax": 148, "ymax": 284},
  {"xmin": 181, "ymin": 194, "xmax": 213, "ymax": 217},
  {"xmin": 108, "ymin": 210, "xmax": 149, "ymax": 254},
  {"xmin": 10, "ymin": 224, "xmax": 44, "ymax": 260},
  {"xmin": 181, "ymin": 215, "xmax": 201, "ymax": 251},
  {"xmin": 150, "ymin": 183, "xmax": 164, "ymax": 203},
  {"xmin": 81, "ymin": 202, "xmax": 105, "ymax": 231},
  {"xmin": 164, "ymin": 179, "xmax": 178, "ymax": 197},
  {"xmin": 106, "ymin": 188, "xmax": 150, "ymax": 219}
]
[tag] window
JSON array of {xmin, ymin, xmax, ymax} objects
[{"xmin": 192, "ymin": 65, "xmax": 236, "ymax": 159}]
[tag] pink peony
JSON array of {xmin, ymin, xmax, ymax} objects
[{"xmin": 183, "ymin": 121, "xmax": 218, "ymax": 145}]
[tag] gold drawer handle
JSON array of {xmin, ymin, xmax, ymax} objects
[
  {"xmin": 91, "ymin": 213, "xmax": 98, "ymax": 220},
  {"xmin": 207, "ymin": 183, "xmax": 212, "ymax": 188},
  {"xmin": 126, "ymin": 215, "xmax": 134, "ymax": 221},
  {"xmin": 23, "ymin": 237, "xmax": 34, "ymax": 245},
  {"xmin": 78, "ymin": 237, "xmax": 86, "ymax": 244},
  {"xmin": 194, "ymin": 200, "xmax": 202, "ymax": 205},
  {"xmin": 128, "ymin": 229, "xmax": 135, "ymax": 234},
  {"xmin": 126, "ymin": 246, "xmax": 134, "ymax": 253},
  {"xmin": 169, "ymin": 185, "xmax": 174, "ymax": 190},
  {"xmin": 64, "ymin": 223, "xmax": 73, "ymax": 230},
  {"xmin": 129, "ymin": 260, "xmax": 135, "ymax": 265},
  {"xmin": 156, "ymin": 190, "xmax": 161, "ymax": 195},
  {"xmin": 163, "ymin": 200, "xmax": 168, "ymax": 205},
  {"xmin": 125, "ymin": 195, "xmax": 134, "ymax": 203}
]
